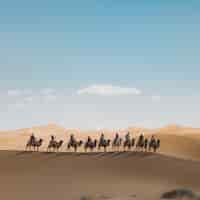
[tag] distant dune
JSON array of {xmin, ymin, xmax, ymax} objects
[{"xmin": 0, "ymin": 124, "xmax": 200, "ymax": 160}]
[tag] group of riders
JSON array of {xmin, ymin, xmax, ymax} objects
[{"xmin": 26, "ymin": 132, "xmax": 160, "ymax": 153}]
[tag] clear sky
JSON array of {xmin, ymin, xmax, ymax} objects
[{"xmin": 0, "ymin": 0, "xmax": 200, "ymax": 130}]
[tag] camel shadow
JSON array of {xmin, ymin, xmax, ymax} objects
[
  {"xmin": 122, "ymin": 151, "xmax": 156, "ymax": 159},
  {"xmin": 15, "ymin": 151, "xmax": 34, "ymax": 156},
  {"xmin": 108, "ymin": 151, "xmax": 132, "ymax": 158},
  {"xmin": 50, "ymin": 152, "xmax": 75, "ymax": 157},
  {"xmin": 95, "ymin": 152, "xmax": 115, "ymax": 158}
]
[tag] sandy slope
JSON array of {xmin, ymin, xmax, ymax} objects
[
  {"xmin": 0, "ymin": 151, "xmax": 199, "ymax": 200},
  {"xmin": 0, "ymin": 124, "xmax": 200, "ymax": 160}
]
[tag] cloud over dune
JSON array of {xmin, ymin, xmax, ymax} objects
[
  {"xmin": 77, "ymin": 84, "xmax": 142, "ymax": 96},
  {"xmin": 152, "ymin": 95, "xmax": 161, "ymax": 102},
  {"xmin": 7, "ymin": 89, "xmax": 22, "ymax": 96},
  {"xmin": 7, "ymin": 89, "xmax": 33, "ymax": 97}
]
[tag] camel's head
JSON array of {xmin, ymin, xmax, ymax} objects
[
  {"xmin": 79, "ymin": 140, "xmax": 83, "ymax": 146},
  {"xmin": 39, "ymin": 139, "xmax": 43, "ymax": 143}
]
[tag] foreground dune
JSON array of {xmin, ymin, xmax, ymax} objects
[{"xmin": 0, "ymin": 150, "xmax": 199, "ymax": 200}]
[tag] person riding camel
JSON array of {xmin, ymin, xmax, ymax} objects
[
  {"xmin": 144, "ymin": 138, "xmax": 148, "ymax": 151},
  {"xmin": 149, "ymin": 135, "xmax": 156, "ymax": 151},
  {"xmin": 150, "ymin": 135, "xmax": 155, "ymax": 144},
  {"xmin": 125, "ymin": 132, "xmax": 131, "ymax": 142},
  {"xmin": 50, "ymin": 135, "xmax": 56, "ymax": 145},
  {"xmin": 87, "ymin": 136, "xmax": 92, "ymax": 145},
  {"xmin": 100, "ymin": 133, "xmax": 105, "ymax": 144},
  {"xmin": 139, "ymin": 133, "xmax": 144, "ymax": 141},
  {"xmin": 30, "ymin": 133, "xmax": 35, "ymax": 145},
  {"xmin": 114, "ymin": 133, "xmax": 119, "ymax": 142},
  {"xmin": 70, "ymin": 134, "xmax": 76, "ymax": 145}
]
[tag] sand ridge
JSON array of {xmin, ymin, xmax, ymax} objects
[{"xmin": 0, "ymin": 124, "xmax": 200, "ymax": 160}]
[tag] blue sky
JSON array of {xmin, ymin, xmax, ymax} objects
[{"xmin": 0, "ymin": 0, "xmax": 200, "ymax": 130}]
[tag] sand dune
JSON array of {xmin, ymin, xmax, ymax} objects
[
  {"xmin": 0, "ymin": 150, "xmax": 199, "ymax": 200},
  {"xmin": 0, "ymin": 124, "xmax": 200, "ymax": 160},
  {"xmin": 0, "ymin": 124, "xmax": 200, "ymax": 200}
]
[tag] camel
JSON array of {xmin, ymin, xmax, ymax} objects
[
  {"xmin": 144, "ymin": 138, "xmax": 148, "ymax": 152},
  {"xmin": 84, "ymin": 139, "xmax": 97, "ymax": 152},
  {"xmin": 123, "ymin": 138, "xmax": 135, "ymax": 151},
  {"xmin": 67, "ymin": 140, "xmax": 83, "ymax": 152},
  {"xmin": 136, "ymin": 135, "xmax": 145, "ymax": 151},
  {"xmin": 26, "ymin": 138, "xmax": 43, "ymax": 152},
  {"xmin": 26, "ymin": 139, "xmax": 34, "ymax": 151},
  {"xmin": 26, "ymin": 138, "xmax": 43, "ymax": 151},
  {"xmin": 155, "ymin": 139, "xmax": 160, "ymax": 152},
  {"xmin": 112, "ymin": 138, "xmax": 122, "ymax": 151},
  {"xmin": 149, "ymin": 137, "xmax": 160, "ymax": 152},
  {"xmin": 98, "ymin": 139, "xmax": 111, "ymax": 152},
  {"xmin": 47, "ymin": 140, "xmax": 64, "ymax": 152},
  {"xmin": 34, "ymin": 139, "xmax": 43, "ymax": 151}
]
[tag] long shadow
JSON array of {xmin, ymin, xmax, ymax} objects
[
  {"xmin": 122, "ymin": 151, "xmax": 156, "ymax": 159},
  {"xmin": 50, "ymin": 151, "xmax": 76, "ymax": 158},
  {"xmin": 95, "ymin": 151, "xmax": 120, "ymax": 159},
  {"xmin": 53, "ymin": 151, "xmax": 101, "ymax": 158},
  {"xmin": 15, "ymin": 151, "xmax": 34, "ymax": 156},
  {"xmin": 109, "ymin": 151, "xmax": 134, "ymax": 158},
  {"xmin": 12, "ymin": 150, "xmax": 158, "ymax": 160}
]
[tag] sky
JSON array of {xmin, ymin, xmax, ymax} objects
[{"xmin": 0, "ymin": 0, "xmax": 200, "ymax": 130}]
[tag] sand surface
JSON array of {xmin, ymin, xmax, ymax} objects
[
  {"xmin": 0, "ymin": 150, "xmax": 200, "ymax": 200},
  {"xmin": 0, "ymin": 124, "xmax": 200, "ymax": 200}
]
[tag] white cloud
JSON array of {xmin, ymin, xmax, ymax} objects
[
  {"xmin": 23, "ymin": 89, "xmax": 33, "ymax": 95},
  {"xmin": 7, "ymin": 89, "xmax": 21, "ymax": 96},
  {"xmin": 40, "ymin": 88, "xmax": 57, "ymax": 102},
  {"xmin": 40, "ymin": 88, "xmax": 55, "ymax": 95},
  {"xmin": 7, "ymin": 89, "xmax": 32, "ymax": 97},
  {"xmin": 13, "ymin": 102, "xmax": 25, "ymax": 109},
  {"xmin": 43, "ymin": 94, "xmax": 57, "ymax": 101},
  {"xmin": 24, "ymin": 96, "xmax": 33, "ymax": 103},
  {"xmin": 152, "ymin": 95, "xmax": 161, "ymax": 102},
  {"xmin": 77, "ymin": 84, "xmax": 142, "ymax": 96}
]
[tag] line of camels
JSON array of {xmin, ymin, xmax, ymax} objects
[{"xmin": 26, "ymin": 132, "xmax": 160, "ymax": 153}]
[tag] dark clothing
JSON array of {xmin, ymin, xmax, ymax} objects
[
  {"xmin": 114, "ymin": 134, "xmax": 119, "ymax": 143},
  {"xmin": 30, "ymin": 135, "xmax": 35, "ymax": 144},
  {"xmin": 100, "ymin": 135, "xmax": 105, "ymax": 143},
  {"xmin": 144, "ymin": 139, "xmax": 148, "ymax": 149},
  {"xmin": 125, "ymin": 133, "xmax": 130, "ymax": 141},
  {"xmin": 70, "ymin": 135, "xmax": 76, "ymax": 144}
]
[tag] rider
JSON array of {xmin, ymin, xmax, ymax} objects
[
  {"xmin": 149, "ymin": 135, "xmax": 155, "ymax": 151},
  {"xmin": 87, "ymin": 136, "xmax": 92, "ymax": 144},
  {"xmin": 144, "ymin": 138, "xmax": 148, "ymax": 151},
  {"xmin": 114, "ymin": 132, "xmax": 119, "ymax": 142},
  {"xmin": 51, "ymin": 135, "xmax": 55, "ymax": 141},
  {"xmin": 30, "ymin": 133, "xmax": 35, "ymax": 144},
  {"xmin": 100, "ymin": 133, "xmax": 105, "ymax": 143},
  {"xmin": 70, "ymin": 134, "xmax": 76, "ymax": 145},
  {"xmin": 150, "ymin": 135, "xmax": 155, "ymax": 143},
  {"xmin": 50, "ymin": 135, "xmax": 55, "ymax": 145},
  {"xmin": 139, "ymin": 133, "xmax": 144, "ymax": 141},
  {"xmin": 125, "ymin": 132, "xmax": 131, "ymax": 142}
]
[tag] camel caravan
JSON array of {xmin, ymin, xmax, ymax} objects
[{"xmin": 25, "ymin": 132, "xmax": 160, "ymax": 153}]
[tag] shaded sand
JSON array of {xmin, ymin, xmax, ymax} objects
[
  {"xmin": 0, "ymin": 150, "xmax": 199, "ymax": 200},
  {"xmin": 0, "ymin": 124, "xmax": 200, "ymax": 160}
]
